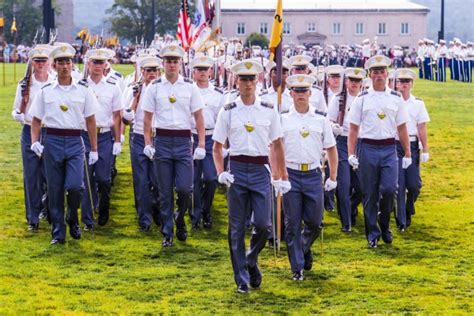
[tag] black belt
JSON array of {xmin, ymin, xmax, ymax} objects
[
  {"xmin": 155, "ymin": 129, "xmax": 191, "ymax": 137},
  {"xmin": 46, "ymin": 128, "xmax": 81, "ymax": 136},
  {"xmin": 230, "ymin": 155, "xmax": 269, "ymax": 165},
  {"xmin": 361, "ymin": 138, "xmax": 395, "ymax": 146}
]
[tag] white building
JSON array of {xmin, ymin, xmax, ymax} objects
[{"xmin": 221, "ymin": 0, "xmax": 430, "ymax": 48}]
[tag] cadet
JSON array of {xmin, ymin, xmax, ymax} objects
[
  {"xmin": 281, "ymin": 74, "xmax": 338, "ymax": 281},
  {"xmin": 28, "ymin": 43, "xmax": 99, "ymax": 245},
  {"xmin": 12, "ymin": 45, "xmax": 54, "ymax": 231},
  {"xmin": 81, "ymin": 48, "xmax": 123, "ymax": 229},
  {"xmin": 212, "ymin": 59, "xmax": 289, "ymax": 293},
  {"xmin": 327, "ymin": 68, "xmax": 366, "ymax": 232},
  {"xmin": 123, "ymin": 55, "xmax": 162, "ymax": 232},
  {"xmin": 393, "ymin": 69, "xmax": 430, "ymax": 231},
  {"xmin": 325, "ymin": 65, "xmax": 344, "ymax": 101},
  {"xmin": 142, "ymin": 44, "xmax": 206, "ymax": 247},
  {"xmin": 260, "ymin": 59, "xmax": 292, "ymax": 112},
  {"xmin": 347, "ymin": 55, "xmax": 411, "ymax": 248},
  {"xmin": 289, "ymin": 55, "xmax": 327, "ymax": 113},
  {"xmin": 436, "ymin": 40, "xmax": 448, "ymax": 82},
  {"xmin": 189, "ymin": 55, "xmax": 224, "ymax": 229}
]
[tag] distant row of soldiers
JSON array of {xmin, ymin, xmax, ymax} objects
[{"xmin": 12, "ymin": 41, "xmax": 430, "ymax": 292}]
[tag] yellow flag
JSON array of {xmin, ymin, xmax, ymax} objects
[
  {"xmin": 268, "ymin": 0, "xmax": 283, "ymax": 62},
  {"xmin": 0, "ymin": 17, "xmax": 5, "ymax": 28},
  {"xmin": 10, "ymin": 17, "xmax": 17, "ymax": 33}
]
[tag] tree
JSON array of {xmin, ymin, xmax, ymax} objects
[
  {"xmin": 245, "ymin": 32, "xmax": 269, "ymax": 49},
  {"xmin": 0, "ymin": 0, "xmax": 42, "ymax": 45},
  {"xmin": 106, "ymin": 0, "xmax": 192, "ymax": 44}
]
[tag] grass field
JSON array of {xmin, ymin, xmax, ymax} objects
[{"xmin": 0, "ymin": 63, "xmax": 473, "ymax": 314}]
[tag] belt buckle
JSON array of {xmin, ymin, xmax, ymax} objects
[
  {"xmin": 97, "ymin": 128, "xmax": 101, "ymax": 134},
  {"xmin": 300, "ymin": 163, "xmax": 309, "ymax": 172},
  {"xmin": 152, "ymin": 130, "xmax": 156, "ymax": 138}
]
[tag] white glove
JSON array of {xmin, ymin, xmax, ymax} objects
[
  {"xmin": 222, "ymin": 148, "xmax": 229, "ymax": 159},
  {"xmin": 120, "ymin": 134, "xmax": 126, "ymax": 145},
  {"xmin": 143, "ymin": 145, "xmax": 155, "ymax": 160},
  {"xmin": 123, "ymin": 109, "xmax": 135, "ymax": 122},
  {"xmin": 89, "ymin": 151, "xmax": 98, "ymax": 165},
  {"xmin": 272, "ymin": 178, "xmax": 292, "ymax": 196},
  {"xmin": 402, "ymin": 157, "xmax": 412, "ymax": 169},
  {"xmin": 112, "ymin": 142, "xmax": 122, "ymax": 155},
  {"xmin": 421, "ymin": 152, "xmax": 429, "ymax": 163},
  {"xmin": 218, "ymin": 171, "xmax": 234, "ymax": 187},
  {"xmin": 331, "ymin": 123, "xmax": 343, "ymax": 136},
  {"xmin": 30, "ymin": 141, "xmax": 44, "ymax": 157},
  {"xmin": 324, "ymin": 178, "xmax": 338, "ymax": 191},
  {"xmin": 193, "ymin": 147, "xmax": 206, "ymax": 160},
  {"xmin": 11, "ymin": 110, "xmax": 25, "ymax": 124},
  {"xmin": 348, "ymin": 155, "xmax": 359, "ymax": 170}
]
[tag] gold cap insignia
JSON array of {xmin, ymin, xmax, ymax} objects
[
  {"xmin": 60, "ymin": 46, "xmax": 68, "ymax": 52},
  {"xmin": 376, "ymin": 56, "xmax": 383, "ymax": 62},
  {"xmin": 354, "ymin": 69, "xmax": 360, "ymax": 75},
  {"xmin": 244, "ymin": 62, "xmax": 253, "ymax": 70},
  {"xmin": 297, "ymin": 76, "xmax": 305, "ymax": 83},
  {"xmin": 169, "ymin": 46, "xmax": 176, "ymax": 51}
]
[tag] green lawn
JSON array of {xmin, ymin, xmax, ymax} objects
[{"xmin": 0, "ymin": 63, "xmax": 473, "ymax": 314}]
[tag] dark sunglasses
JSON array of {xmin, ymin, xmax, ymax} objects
[
  {"xmin": 291, "ymin": 88, "xmax": 310, "ymax": 93},
  {"xmin": 194, "ymin": 67, "xmax": 210, "ymax": 72},
  {"xmin": 92, "ymin": 60, "xmax": 106, "ymax": 65},
  {"xmin": 348, "ymin": 77, "xmax": 362, "ymax": 83},
  {"xmin": 239, "ymin": 76, "xmax": 256, "ymax": 82},
  {"xmin": 293, "ymin": 66, "xmax": 307, "ymax": 71},
  {"xmin": 164, "ymin": 59, "xmax": 180, "ymax": 64},
  {"xmin": 398, "ymin": 79, "xmax": 412, "ymax": 83},
  {"xmin": 33, "ymin": 59, "xmax": 48, "ymax": 63},
  {"xmin": 144, "ymin": 67, "xmax": 159, "ymax": 72}
]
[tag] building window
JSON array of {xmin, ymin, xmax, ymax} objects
[
  {"xmin": 401, "ymin": 22, "xmax": 409, "ymax": 35},
  {"xmin": 332, "ymin": 23, "xmax": 341, "ymax": 35},
  {"xmin": 307, "ymin": 23, "xmax": 316, "ymax": 33},
  {"xmin": 355, "ymin": 22, "xmax": 364, "ymax": 35},
  {"xmin": 378, "ymin": 23, "xmax": 386, "ymax": 35},
  {"xmin": 283, "ymin": 22, "xmax": 291, "ymax": 35},
  {"xmin": 237, "ymin": 23, "xmax": 245, "ymax": 35},
  {"xmin": 260, "ymin": 23, "xmax": 268, "ymax": 35}
]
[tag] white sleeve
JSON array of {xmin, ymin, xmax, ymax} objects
[
  {"xmin": 269, "ymin": 109, "xmax": 283, "ymax": 141},
  {"xmin": 395, "ymin": 98, "xmax": 409, "ymax": 127},
  {"xmin": 12, "ymin": 83, "xmax": 22, "ymax": 112},
  {"xmin": 322, "ymin": 117, "xmax": 337, "ymax": 149},
  {"xmin": 190, "ymin": 84, "xmax": 205, "ymax": 113},
  {"xmin": 326, "ymin": 95, "xmax": 339, "ymax": 122},
  {"xmin": 212, "ymin": 108, "xmax": 229, "ymax": 144},
  {"xmin": 112, "ymin": 85, "xmax": 123, "ymax": 112},
  {"xmin": 347, "ymin": 95, "xmax": 363, "ymax": 126},
  {"xmin": 28, "ymin": 89, "xmax": 45, "ymax": 121},
  {"xmin": 84, "ymin": 87, "xmax": 99, "ymax": 118},
  {"xmin": 140, "ymin": 84, "xmax": 156, "ymax": 113},
  {"xmin": 417, "ymin": 101, "xmax": 430, "ymax": 124}
]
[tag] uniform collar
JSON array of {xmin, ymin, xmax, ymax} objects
[
  {"xmin": 51, "ymin": 77, "xmax": 79, "ymax": 89},
  {"xmin": 289, "ymin": 105, "xmax": 316, "ymax": 116},
  {"xmin": 87, "ymin": 76, "xmax": 107, "ymax": 85},
  {"xmin": 236, "ymin": 96, "xmax": 262, "ymax": 110},
  {"xmin": 368, "ymin": 86, "xmax": 392, "ymax": 96},
  {"xmin": 162, "ymin": 75, "xmax": 185, "ymax": 85}
]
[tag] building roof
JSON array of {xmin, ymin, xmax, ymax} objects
[{"xmin": 222, "ymin": 0, "xmax": 429, "ymax": 12}]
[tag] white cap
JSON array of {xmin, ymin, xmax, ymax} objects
[
  {"xmin": 394, "ymin": 68, "xmax": 416, "ymax": 80},
  {"xmin": 28, "ymin": 45, "xmax": 51, "ymax": 59},
  {"xmin": 286, "ymin": 74, "xmax": 315, "ymax": 89},
  {"xmin": 344, "ymin": 68, "xmax": 366, "ymax": 79},
  {"xmin": 439, "ymin": 39, "xmax": 446, "ymax": 44},
  {"xmin": 139, "ymin": 56, "xmax": 162, "ymax": 68},
  {"xmin": 160, "ymin": 44, "xmax": 185, "ymax": 58},
  {"xmin": 363, "ymin": 39, "xmax": 370, "ymax": 44},
  {"xmin": 325, "ymin": 65, "xmax": 344, "ymax": 76},
  {"xmin": 230, "ymin": 59, "xmax": 263, "ymax": 76},
  {"xmin": 266, "ymin": 58, "xmax": 290, "ymax": 71},
  {"xmin": 289, "ymin": 55, "xmax": 312, "ymax": 67},
  {"xmin": 365, "ymin": 55, "xmax": 391, "ymax": 69},
  {"xmin": 86, "ymin": 48, "xmax": 112, "ymax": 61},
  {"xmin": 190, "ymin": 55, "xmax": 214, "ymax": 68},
  {"xmin": 50, "ymin": 43, "xmax": 75, "ymax": 60}
]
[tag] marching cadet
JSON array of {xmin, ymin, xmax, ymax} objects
[
  {"xmin": 212, "ymin": 59, "xmax": 289, "ymax": 293},
  {"xmin": 452, "ymin": 39, "xmax": 462, "ymax": 81},
  {"xmin": 104, "ymin": 50, "xmax": 125, "ymax": 91},
  {"xmin": 142, "ymin": 44, "xmax": 206, "ymax": 247},
  {"xmin": 347, "ymin": 55, "xmax": 412, "ymax": 248},
  {"xmin": 436, "ymin": 40, "xmax": 448, "ymax": 82},
  {"xmin": 394, "ymin": 69, "xmax": 430, "ymax": 231},
  {"xmin": 325, "ymin": 65, "xmax": 344, "ymax": 101},
  {"xmin": 80, "ymin": 48, "xmax": 123, "ymax": 229},
  {"xmin": 327, "ymin": 68, "xmax": 366, "ymax": 232},
  {"xmin": 260, "ymin": 59, "xmax": 292, "ymax": 112},
  {"xmin": 12, "ymin": 45, "xmax": 54, "ymax": 231},
  {"xmin": 189, "ymin": 55, "xmax": 225, "ymax": 229},
  {"xmin": 122, "ymin": 55, "xmax": 162, "ymax": 232},
  {"xmin": 464, "ymin": 42, "xmax": 473, "ymax": 83},
  {"xmin": 289, "ymin": 55, "xmax": 327, "ymax": 113},
  {"xmin": 28, "ymin": 43, "xmax": 99, "ymax": 245},
  {"xmin": 416, "ymin": 40, "xmax": 425, "ymax": 79},
  {"xmin": 281, "ymin": 74, "xmax": 338, "ymax": 281}
]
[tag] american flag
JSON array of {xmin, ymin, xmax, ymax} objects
[{"xmin": 177, "ymin": 0, "xmax": 193, "ymax": 50}]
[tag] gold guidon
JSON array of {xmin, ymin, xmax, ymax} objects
[
  {"xmin": 377, "ymin": 111, "xmax": 386, "ymax": 119},
  {"xmin": 244, "ymin": 121, "xmax": 254, "ymax": 132},
  {"xmin": 300, "ymin": 127, "xmax": 310, "ymax": 138},
  {"xmin": 59, "ymin": 104, "xmax": 69, "ymax": 112},
  {"xmin": 169, "ymin": 95, "xmax": 177, "ymax": 103}
]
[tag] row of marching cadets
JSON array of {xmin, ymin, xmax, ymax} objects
[{"xmin": 11, "ymin": 41, "xmax": 430, "ymax": 291}]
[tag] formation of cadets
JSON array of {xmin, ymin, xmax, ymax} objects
[{"xmin": 13, "ymin": 37, "xmax": 435, "ymax": 293}]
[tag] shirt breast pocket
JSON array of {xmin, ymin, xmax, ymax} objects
[
  {"xmin": 362, "ymin": 103, "xmax": 377, "ymax": 124},
  {"xmin": 177, "ymin": 91, "xmax": 192, "ymax": 107},
  {"xmin": 71, "ymin": 97, "xmax": 85, "ymax": 113},
  {"xmin": 256, "ymin": 119, "xmax": 271, "ymax": 134},
  {"xmin": 385, "ymin": 103, "xmax": 398, "ymax": 118}
]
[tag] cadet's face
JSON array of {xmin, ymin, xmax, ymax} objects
[
  {"xmin": 346, "ymin": 78, "xmax": 362, "ymax": 94},
  {"xmin": 193, "ymin": 67, "xmax": 211, "ymax": 82},
  {"xmin": 237, "ymin": 76, "xmax": 257, "ymax": 96},
  {"xmin": 143, "ymin": 67, "xmax": 159, "ymax": 82},
  {"xmin": 291, "ymin": 67, "xmax": 308, "ymax": 75},
  {"xmin": 396, "ymin": 79, "xmax": 413, "ymax": 92},
  {"xmin": 164, "ymin": 58, "xmax": 181, "ymax": 76},
  {"xmin": 290, "ymin": 89, "xmax": 311, "ymax": 104},
  {"xmin": 328, "ymin": 75, "xmax": 341, "ymax": 89},
  {"xmin": 54, "ymin": 59, "xmax": 72, "ymax": 77},
  {"xmin": 369, "ymin": 68, "xmax": 388, "ymax": 87},
  {"xmin": 89, "ymin": 60, "xmax": 106, "ymax": 76},
  {"xmin": 33, "ymin": 59, "xmax": 50, "ymax": 73}
]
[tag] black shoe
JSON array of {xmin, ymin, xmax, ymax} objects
[
  {"xmin": 98, "ymin": 209, "xmax": 109, "ymax": 226},
  {"xmin": 268, "ymin": 238, "xmax": 275, "ymax": 248},
  {"xmin": 69, "ymin": 223, "xmax": 82, "ymax": 240},
  {"xmin": 192, "ymin": 224, "xmax": 200, "ymax": 231},
  {"xmin": 341, "ymin": 226, "xmax": 352, "ymax": 233},
  {"xmin": 203, "ymin": 220, "xmax": 212, "ymax": 229},
  {"xmin": 176, "ymin": 227, "xmax": 188, "ymax": 241},
  {"xmin": 292, "ymin": 270, "xmax": 304, "ymax": 281},
  {"xmin": 139, "ymin": 225, "xmax": 150, "ymax": 233},
  {"xmin": 236, "ymin": 284, "xmax": 249, "ymax": 294},
  {"xmin": 304, "ymin": 250, "xmax": 313, "ymax": 271},
  {"xmin": 27, "ymin": 223, "xmax": 39, "ymax": 232},
  {"xmin": 83, "ymin": 224, "xmax": 94, "ymax": 232},
  {"xmin": 248, "ymin": 264, "xmax": 262, "ymax": 289},
  {"xmin": 162, "ymin": 237, "xmax": 173, "ymax": 247},
  {"xmin": 397, "ymin": 225, "xmax": 406, "ymax": 232},
  {"xmin": 50, "ymin": 238, "xmax": 65, "ymax": 245},
  {"xmin": 381, "ymin": 229, "xmax": 393, "ymax": 244},
  {"xmin": 368, "ymin": 239, "xmax": 378, "ymax": 248}
]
